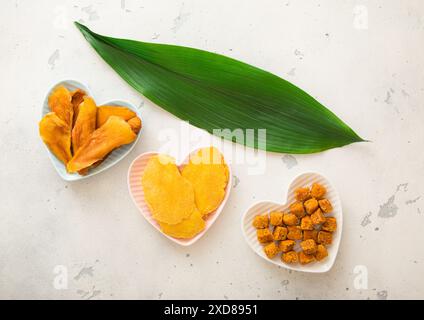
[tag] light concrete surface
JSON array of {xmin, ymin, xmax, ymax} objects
[{"xmin": 1, "ymin": 0, "xmax": 423, "ymax": 299}]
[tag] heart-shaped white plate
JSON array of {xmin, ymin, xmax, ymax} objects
[
  {"xmin": 41, "ymin": 79, "xmax": 142, "ymax": 181},
  {"xmin": 127, "ymin": 148, "xmax": 232, "ymax": 246},
  {"xmin": 242, "ymin": 172, "xmax": 342, "ymax": 273}
]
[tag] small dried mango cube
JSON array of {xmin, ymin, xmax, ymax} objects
[
  {"xmin": 300, "ymin": 216, "xmax": 314, "ymax": 230},
  {"xmin": 273, "ymin": 226, "xmax": 288, "ymax": 241},
  {"xmin": 283, "ymin": 213, "xmax": 298, "ymax": 226},
  {"xmin": 269, "ymin": 211, "xmax": 283, "ymax": 226},
  {"xmin": 304, "ymin": 198, "xmax": 319, "ymax": 214},
  {"xmin": 252, "ymin": 215, "xmax": 269, "ymax": 229},
  {"xmin": 295, "ymin": 187, "xmax": 310, "ymax": 201},
  {"xmin": 300, "ymin": 239, "xmax": 317, "ymax": 255},
  {"xmin": 290, "ymin": 202, "xmax": 305, "ymax": 217},
  {"xmin": 311, "ymin": 183, "xmax": 326, "ymax": 199},
  {"xmin": 311, "ymin": 208, "xmax": 326, "ymax": 225},
  {"xmin": 257, "ymin": 229, "xmax": 273, "ymax": 244},
  {"xmin": 299, "ymin": 251, "xmax": 315, "ymax": 265},
  {"xmin": 318, "ymin": 231, "xmax": 333, "ymax": 245},
  {"xmin": 282, "ymin": 251, "xmax": 298, "ymax": 264},
  {"xmin": 303, "ymin": 230, "xmax": 318, "ymax": 242},
  {"xmin": 319, "ymin": 199, "xmax": 333, "ymax": 213},
  {"xmin": 315, "ymin": 244, "xmax": 328, "ymax": 261},
  {"xmin": 279, "ymin": 240, "xmax": 295, "ymax": 253},
  {"xmin": 322, "ymin": 217, "xmax": 337, "ymax": 232},
  {"xmin": 264, "ymin": 242, "xmax": 279, "ymax": 259},
  {"xmin": 287, "ymin": 226, "xmax": 303, "ymax": 240}
]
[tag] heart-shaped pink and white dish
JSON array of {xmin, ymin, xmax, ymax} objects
[
  {"xmin": 242, "ymin": 172, "xmax": 342, "ymax": 273},
  {"xmin": 127, "ymin": 148, "xmax": 232, "ymax": 246}
]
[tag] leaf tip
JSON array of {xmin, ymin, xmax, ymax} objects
[
  {"xmin": 74, "ymin": 21, "xmax": 98, "ymax": 45},
  {"xmin": 74, "ymin": 21, "xmax": 91, "ymax": 36},
  {"xmin": 354, "ymin": 135, "xmax": 368, "ymax": 143},
  {"xmin": 74, "ymin": 20, "xmax": 83, "ymax": 29},
  {"xmin": 347, "ymin": 129, "xmax": 367, "ymax": 144}
]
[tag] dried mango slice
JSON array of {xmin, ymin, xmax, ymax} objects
[
  {"xmin": 71, "ymin": 89, "xmax": 86, "ymax": 125},
  {"xmin": 72, "ymin": 96, "xmax": 97, "ymax": 154},
  {"xmin": 39, "ymin": 112, "xmax": 72, "ymax": 164},
  {"xmin": 127, "ymin": 116, "xmax": 142, "ymax": 134},
  {"xmin": 48, "ymin": 86, "xmax": 73, "ymax": 128},
  {"xmin": 96, "ymin": 106, "xmax": 136, "ymax": 128},
  {"xmin": 67, "ymin": 116, "xmax": 136, "ymax": 173},
  {"xmin": 181, "ymin": 147, "xmax": 229, "ymax": 216},
  {"xmin": 142, "ymin": 155, "xmax": 195, "ymax": 225},
  {"xmin": 159, "ymin": 208, "xmax": 205, "ymax": 239}
]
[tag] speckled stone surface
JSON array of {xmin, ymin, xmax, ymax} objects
[{"xmin": 1, "ymin": 0, "xmax": 423, "ymax": 299}]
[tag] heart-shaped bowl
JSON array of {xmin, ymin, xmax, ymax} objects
[
  {"xmin": 242, "ymin": 172, "xmax": 342, "ymax": 273},
  {"xmin": 127, "ymin": 148, "xmax": 232, "ymax": 246},
  {"xmin": 41, "ymin": 79, "xmax": 142, "ymax": 181}
]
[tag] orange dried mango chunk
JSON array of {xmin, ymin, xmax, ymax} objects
[
  {"xmin": 142, "ymin": 155, "xmax": 195, "ymax": 225},
  {"xmin": 96, "ymin": 106, "xmax": 136, "ymax": 128},
  {"xmin": 71, "ymin": 96, "xmax": 97, "ymax": 154},
  {"xmin": 181, "ymin": 147, "xmax": 229, "ymax": 216},
  {"xmin": 39, "ymin": 112, "xmax": 72, "ymax": 164},
  {"xmin": 48, "ymin": 86, "xmax": 73, "ymax": 128},
  {"xmin": 127, "ymin": 116, "xmax": 142, "ymax": 134},
  {"xmin": 71, "ymin": 89, "xmax": 86, "ymax": 125},
  {"xmin": 67, "ymin": 116, "xmax": 136, "ymax": 173},
  {"xmin": 159, "ymin": 208, "xmax": 205, "ymax": 239}
]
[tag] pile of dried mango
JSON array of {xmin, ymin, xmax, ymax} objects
[
  {"xmin": 39, "ymin": 86, "xmax": 141, "ymax": 175},
  {"xmin": 141, "ymin": 147, "xmax": 229, "ymax": 239}
]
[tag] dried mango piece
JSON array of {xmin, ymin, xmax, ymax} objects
[
  {"xmin": 77, "ymin": 168, "xmax": 89, "ymax": 176},
  {"xmin": 96, "ymin": 106, "xmax": 136, "ymax": 128},
  {"xmin": 181, "ymin": 147, "xmax": 229, "ymax": 216},
  {"xmin": 67, "ymin": 116, "xmax": 136, "ymax": 173},
  {"xmin": 39, "ymin": 112, "xmax": 72, "ymax": 164},
  {"xmin": 78, "ymin": 154, "xmax": 110, "ymax": 176},
  {"xmin": 158, "ymin": 208, "xmax": 205, "ymax": 239},
  {"xmin": 127, "ymin": 116, "xmax": 142, "ymax": 134},
  {"xmin": 142, "ymin": 155, "xmax": 195, "ymax": 225},
  {"xmin": 48, "ymin": 86, "xmax": 73, "ymax": 128},
  {"xmin": 71, "ymin": 89, "xmax": 86, "ymax": 125},
  {"xmin": 72, "ymin": 96, "xmax": 97, "ymax": 154}
]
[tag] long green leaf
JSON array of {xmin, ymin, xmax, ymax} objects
[{"xmin": 75, "ymin": 22, "xmax": 364, "ymax": 154}]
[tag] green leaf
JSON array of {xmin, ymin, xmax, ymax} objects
[{"xmin": 75, "ymin": 22, "xmax": 364, "ymax": 154}]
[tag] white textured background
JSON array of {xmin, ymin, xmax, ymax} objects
[{"xmin": 1, "ymin": 0, "xmax": 423, "ymax": 299}]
